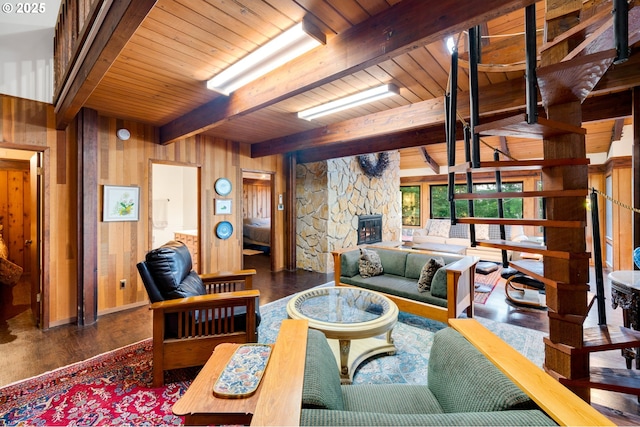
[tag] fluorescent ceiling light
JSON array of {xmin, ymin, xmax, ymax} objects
[
  {"xmin": 446, "ymin": 36, "xmax": 456, "ymax": 54},
  {"xmin": 207, "ymin": 20, "xmax": 325, "ymax": 95},
  {"xmin": 297, "ymin": 84, "xmax": 400, "ymax": 121}
]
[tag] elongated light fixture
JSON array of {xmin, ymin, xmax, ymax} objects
[
  {"xmin": 297, "ymin": 84, "xmax": 400, "ymax": 121},
  {"xmin": 207, "ymin": 20, "xmax": 325, "ymax": 95}
]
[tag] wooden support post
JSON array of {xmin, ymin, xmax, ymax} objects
[
  {"xmin": 76, "ymin": 107, "xmax": 99, "ymax": 326},
  {"xmin": 633, "ymin": 88, "xmax": 640, "ymax": 262},
  {"xmin": 541, "ymin": 0, "xmax": 591, "ymax": 401}
]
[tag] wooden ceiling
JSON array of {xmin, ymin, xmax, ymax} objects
[{"xmin": 56, "ymin": 0, "xmax": 640, "ymax": 169}]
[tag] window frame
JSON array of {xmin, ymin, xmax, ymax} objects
[{"xmin": 400, "ymin": 185, "xmax": 421, "ymax": 226}]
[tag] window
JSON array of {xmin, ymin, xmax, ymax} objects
[
  {"xmin": 400, "ymin": 186, "xmax": 421, "ymax": 226},
  {"xmin": 430, "ymin": 182, "xmax": 523, "ymax": 219}
]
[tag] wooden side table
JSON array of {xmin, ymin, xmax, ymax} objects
[
  {"xmin": 172, "ymin": 343, "xmax": 260, "ymax": 426},
  {"xmin": 609, "ymin": 270, "xmax": 640, "ymax": 369},
  {"xmin": 173, "ymin": 319, "xmax": 308, "ymax": 426}
]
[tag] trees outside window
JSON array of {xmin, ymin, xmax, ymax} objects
[
  {"xmin": 430, "ymin": 182, "xmax": 523, "ymax": 219},
  {"xmin": 401, "ymin": 186, "xmax": 421, "ymax": 226}
]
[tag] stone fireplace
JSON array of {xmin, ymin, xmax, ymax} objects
[{"xmin": 295, "ymin": 152, "xmax": 401, "ymax": 273}]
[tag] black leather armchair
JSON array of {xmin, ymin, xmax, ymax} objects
[{"xmin": 137, "ymin": 240, "xmax": 260, "ymax": 386}]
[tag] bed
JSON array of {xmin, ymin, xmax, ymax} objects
[{"xmin": 243, "ymin": 217, "xmax": 271, "ymax": 248}]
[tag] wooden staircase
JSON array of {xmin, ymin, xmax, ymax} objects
[{"xmin": 447, "ymin": 0, "xmax": 640, "ymax": 402}]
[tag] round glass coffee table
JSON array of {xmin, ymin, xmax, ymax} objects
[{"xmin": 286, "ymin": 286, "xmax": 398, "ymax": 383}]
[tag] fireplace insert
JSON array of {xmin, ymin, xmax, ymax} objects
[{"xmin": 357, "ymin": 214, "xmax": 382, "ymax": 245}]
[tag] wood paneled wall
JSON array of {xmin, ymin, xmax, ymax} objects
[
  {"xmin": 0, "ymin": 166, "xmax": 30, "ymax": 273},
  {"xmin": 1, "ymin": 94, "xmax": 76, "ymax": 327},
  {"xmin": 1, "ymin": 93, "xmax": 286, "ymax": 326},
  {"xmin": 243, "ymin": 179, "xmax": 271, "ymax": 219},
  {"xmin": 95, "ymin": 119, "xmax": 285, "ymax": 315},
  {"xmin": 589, "ymin": 157, "xmax": 633, "ymax": 270}
]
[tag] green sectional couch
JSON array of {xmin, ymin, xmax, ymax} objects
[
  {"xmin": 332, "ymin": 246, "xmax": 478, "ymax": 323},
  {"xmin": 300, "ymin": 327, "xmax": 557, "ymax": 426}
]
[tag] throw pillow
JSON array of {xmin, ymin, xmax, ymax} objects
[
  {"xmin": 475, "ymin": 224, "xmax": 490, "ymax": 240},
  {"xmin": 429, "ymin": 220, "xmax": 451, "ymax": 238},
  {"xmin": 359, "ymin": 248, "xmax": 383, "ymax": 278},
  {"xmin": 417, "ymin": 257, "xmax": 444, "ymax": 292}
]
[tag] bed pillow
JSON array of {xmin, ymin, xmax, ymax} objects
[
  {"xmin": 359, "ymin": 248, "xmax": 384, "ymax": 278},
  {"xmin": 417, "ymin": 257, "xmax": 444, "ymax": 292}
]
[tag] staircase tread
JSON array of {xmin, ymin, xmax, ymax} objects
[
  {"xmin": 449, "ymin": 158, "xmax": 589, "ymax": 174},
  {"xmin": 581, "ymin": 325, "xmax": 640, "ymax": 351},
  {"xmin": 453, "ymin": 189, "xmax": 588, "ymax": 200},
  {"xmin": 560, "ymin": 367, "xmax": 640, "ymax": 395},
  {"xmin": 475, "ymin": 239, "xmax": 590, "ymax": 260},
  {"xmin": 537, "ymin": 49, "xmax": 616, "ymax": 107},
  {"xmin": 539, "ymin": 7, "xmax": 611, "ymax": 54},
  {"xmin": 508, "ymin": 259, "xmax": 565, "ymax": 288},
  {"xmin": 474, "ymin": 114, "xmax": 586, "ymax": 139},
  {"xmin": 457, "ymin": 218, "xmax": 585, "ymax": 228}
]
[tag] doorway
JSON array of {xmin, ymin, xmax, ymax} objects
[
  {"xmin": 0, "ymin": 147, "xmax": 43, "ymax": 337},
  {"xmin": 242, "ymin": 171, "xmax": 274, "ymax": 272},
  {"xmin": 150, "ymin": 163, "xmax": 200, "ymax": 269}
]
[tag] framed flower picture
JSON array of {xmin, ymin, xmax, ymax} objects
[
  {"xmin": 215, "ymin": 199, "xmax": 232, "ymax": 215},
  {"xmin": 103, "ymin": 185, "xmax": 140, "ymax": 222}
]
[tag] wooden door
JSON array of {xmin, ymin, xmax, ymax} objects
[
  {"xmin": 29, "ymin": 153, "xmax": 42, "ymax": 327},
  {"xmin": 0, "ymin": 161, "xmax": 30, "ymax": 274}
]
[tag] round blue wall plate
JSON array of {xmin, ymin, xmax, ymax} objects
[
  {"xmin": 215, "ymin": 178, "xmax": 232, "ymax": 196},
  {"xmin": 216, "ymin": 221, "xmax": 233, "ymax": 239},
  {"xmin": 634, "ymin": 247, "xmax": 640, "ymax": 270}
]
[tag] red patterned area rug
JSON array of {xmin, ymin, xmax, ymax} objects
[
  {"xmin": 474, "ymin": 267, "xmax": 503, "ymax": 304},
  {"xmin": 0, "ymin": 339, "xmax": 197, "ymax": 425}
]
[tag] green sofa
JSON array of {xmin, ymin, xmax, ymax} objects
[
  {"xmin": 300, "ymin": 327, "xmax": 557, "ymax": 426},
  {"xmin": 332, "ymin": 246, "xmax": 478, "ymax": 323}
]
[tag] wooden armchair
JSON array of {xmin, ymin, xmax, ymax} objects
[{"xmin": 137, "ymin": 241, "xmax": 259, "ymax": 386}]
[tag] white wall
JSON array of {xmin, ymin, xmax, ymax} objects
[
  {"xmin": 608, "ymin": 124, "xmax": 634, "ymax": 158},
  {"xmin": 151, "ymin": 164, "xmax": 198, "ymax": 248},
  {"xmin": 0, "ymin": 1, "xmax": 60, "ymax": 103}
]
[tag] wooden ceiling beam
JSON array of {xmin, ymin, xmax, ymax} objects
[
  {"xmin": 292, "ymin": 90, "xmax": 632, "ymax": 163},
  {"xmin": 499, "ymin": 136, "xmax": 511, "ymax": 160},
  {"xmin": 255, "ymin": 78, "xmax": 527, "ymax": 158},
  {"xmin": 421, "ymin": 147, "xmax": 441, "ymax": 174},
  {"xmin": 256, "ymin": 76, "xmax": 632, "ymax": 159},
  {"xmin": 607, "ymin": 118, "xmax": 626, "ymax": 154},
  {"xmin": 54, "ymin": 0, "xmax": 158, "ymax": 130},
  {"xmin": 158, "ymin": 0, "xmax": 537, "ymax": 145},
  {"xmin": 295, "ymin": 125, "xmax": 455, "ymax": 164}
]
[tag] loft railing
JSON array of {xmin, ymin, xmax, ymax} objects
[{"xmin": 53, "ymin": 0, "xmax": 105, "ymax": 102}]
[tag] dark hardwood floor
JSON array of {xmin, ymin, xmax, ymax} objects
[{"xmin": 1, "ymin": 253, "xmax": 638, "ymax": 424}]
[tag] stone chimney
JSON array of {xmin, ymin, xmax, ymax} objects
[{"xmin": 295, "ymin": 151, "xmax": 401, "ymax": 273}]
